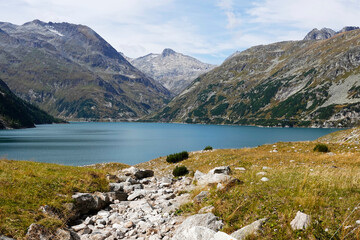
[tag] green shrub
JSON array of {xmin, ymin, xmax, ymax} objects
[
  {"xmin": 204, "ymin": 146, "xmax": 213, "ymax": 151},
  {"xmin": 166, "ymin": 151, "xmax": 189, "ymax": 163},
  {"xmin": 314, "ymin": 143, "xmax": 330, "ymax": 153},
  {"xmin": 173, "ymin": 166, "xmax": 189, "ymax": 177}
]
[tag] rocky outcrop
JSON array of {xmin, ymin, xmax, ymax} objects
[
  {"xmin": 303, "ymin": 28, "xmax": 336, "ymax": 40},
  {"xmin": 131, "ymin": 48, "xmax": 215, "ymax": 95},
  {"xmin": 194, "ymin": 166, "xmax": 242, "ymax": 189}
]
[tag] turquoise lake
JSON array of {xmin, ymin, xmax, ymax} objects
[{"xmin": 0, "ymin": 122, "xmax": 339, "ymax": 166}]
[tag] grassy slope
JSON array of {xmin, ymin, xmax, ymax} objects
[
  {"xmin": 0, "ymin": 160, "xmax": 128, "ymax": 239},
  {"xmin": 137, "ymin": 141, "xmax": 360, "ymax": 239},
  {"xmin": 2, "ymin": 127, "xmax": 360, "ymax": 239}
]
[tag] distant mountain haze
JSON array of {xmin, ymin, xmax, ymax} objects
[{"xmin": 130, "ymin": 48, "xmax": 215, "ymax": 95}]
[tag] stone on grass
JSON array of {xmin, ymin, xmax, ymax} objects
[
  {"xmin": 212, "ymin": 231, "xmax": 237, "ymax": 240},
  {"xmin": 209, "ymin": 166, "xmax": 231, "ymax": 175},
  {"xmin": 231, "ymin": 218, "xmax": 268, "ymax": 240},
  {"xmin": 235, "ymin": 167, "xmax": 246, "ymax": 171},
  {"xmin": 172, "ymin": 226, "xmax": 216, "ymax": 240},
  {"xmin": 290, "ymin": 211, "xmax": 311, "ymax": 230},
  {"xmin": 193, "ymin": 191, "xmax": 209, "ymax": 203},
  {"xmin": 260, "ymin": 177, "xmax": 269, "ymax": 182},
  {"xmin": 174, "ymin": 213, "xmax": 223, "ymax": 235}
]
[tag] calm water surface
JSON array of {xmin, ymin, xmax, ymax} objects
[{"xmin": 0, "ymin": 122, "xmax": 339, "ymax": 166}]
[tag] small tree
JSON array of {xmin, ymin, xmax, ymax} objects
[
  {"xmin": 173, "ymin": 166, "xmax": 189, "ymax": 177},
  {"xmin": 204, "ymin": 146, "xmax": 213, "ymax": 151},
  {"xmin": 314, "ymin": 143, "xmax": 329, "ymax": 153},
  {"xmin": 166, "ymin": 151, "xmax": 189, "ymax": 163}
]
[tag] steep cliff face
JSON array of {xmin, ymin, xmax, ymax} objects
[
  {"xmin": 0, "ymin": 20, "xmax": 171, "ymax": 120},
  {"xmin": 131, "ymin": 48, "xmax": 215, "ymax": 95},
  {"xmin": 150, "ymin": 29, "xmax": 360, "ymax": 127},
  {"xmin": 0, "ymin": 79, "xmax": 61, "ymax": 129}
]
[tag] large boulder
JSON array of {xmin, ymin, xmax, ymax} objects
[
  {"xmin": 121, "ymin": 167, "xmax": 154, "ymax": 180},
  {"xmin": 231, "ymin": 218, "xmax": 268, "ymax": 240},
  {"xmin": 194, "ymin": 167, "xmax": 239, "ymax": 187},
  {"xmin": 72, "ymin": 193, "xmax": 98, "ymax": 215},
  {"xmin": 172, "ymin": 226, "xmax": 216, "ymax": 240},
  {"xmin": 172, "ymin": 213, "xmax": 223, "ymax": 240},
  {"xmin": 290, "ymin": 211, "xmax": 311, "ymax": 230},
  {"xmin": 209, "ymin": 166, "xmax": 231, "ymax": 175},
  {"xmin": 171, "ymin": 226, "xmax": 235, "ymax": 240}
]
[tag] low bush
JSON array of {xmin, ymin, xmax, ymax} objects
[
  {"xmin": 173, "ymin": 166, "xmax": 189, "ymax": 177},
  {"xmin": 166, "ymin": 151, "xmax": 189, "ymax": 163},
  {"xmin": 204, "ymin": 146, "xmax": 213, "ymax": 151},
  {"xmin": 313, "ymin": 143, "xmax": 330, "ymax": 153}
]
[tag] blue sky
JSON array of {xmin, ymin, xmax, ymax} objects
[{"xmin": 1, "ymin": 0, "xmax": 360, "ymax": 64}]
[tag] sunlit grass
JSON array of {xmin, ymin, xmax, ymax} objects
[
  {"xmin": 137, "ymin": 141, "xmax": 360, "ymax": 239},
  {"xmin": 0, "ymin": 160, "xmax": 128, "ymax": 239}
]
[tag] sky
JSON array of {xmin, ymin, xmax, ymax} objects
[{"xmin": 0, "ymin": 0, "xmax": 360, "ymax": 64}]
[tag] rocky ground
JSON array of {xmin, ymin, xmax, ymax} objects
[{"xmin": 20, "ymin": 165, "xmax": 289, "ymax": 240}]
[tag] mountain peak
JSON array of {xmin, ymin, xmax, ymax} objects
[
  {"xmin": 303, "ymin": 27, "xmax": 336, "ymax": 40},
  {"xmin": 338, "ymin": 26, "xmax": 359, "ymax": 33},
  {"xmin": 162, "ymin": 48, "xmax": 176, "ymax": 57},
  {"xmin": 23, "ymin": 19, "xmax": 46, "ymax": 27},
  {"xmin": 304, "ymin": 26, "xmax": 360, "ymax": 40}
]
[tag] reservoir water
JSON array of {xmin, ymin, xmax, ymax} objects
[{"xmin": 0, "ymin": 122, "xmax": 339, "ymax": 166}]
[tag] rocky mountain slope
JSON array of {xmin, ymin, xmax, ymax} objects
[
  {"xmin": 150, "ymin": 28, "xmax": 360, "ymax": 127},
  {"xmin": 0, "ymin": 78, "xmax": 62, "ymax": 129},
  {"xmin": 0, "ymin": 20, "xmax": 171, "ymax": 120},
  {"xmin": 304, "ymin": 26, "xmax": 359, "ymax": 40},
  {"xmin": 131, "ymin": 48, "xmax": 215, "ymax": 95}
]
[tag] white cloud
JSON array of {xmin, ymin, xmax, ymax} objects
[
  {"xmin": 216, "ymin": 0, "xmax": 242, "ymax": 29},
  {"xmin": 248, "ymin": 0, "xmax": 360, "ymax": 30}
]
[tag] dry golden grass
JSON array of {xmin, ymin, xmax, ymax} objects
[
  {"xmin": 0, "ymin": 160, "xmax": 128, "ymax": 239},
  {"xmin": 137, "ymin": 141, "xmax": 360, "ymax": 239}
]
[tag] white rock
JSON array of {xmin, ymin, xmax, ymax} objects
[
  {"xmin": 256, "ymin": 172, "xmax": 266, "ymax": 176},
  {"xmin": 260, "ymin": 177, "xmax": 269, "ymax": 182},
  {"xmin": 231, "ymin": 218, "xmax": 268, "ymax": 240},
  {"xmin": 290, "ymin": 211, "xmax": 311, "ymax": 230},
  {"xmin": 172, "ymin": 226, "xmax": 216, "ymax": 240},
  {"xmin": 212, "ymin": 231, "xmax": 237, "ymax": 240},
  {"xmin": 173, "ymin": 213, "xmax": 223, "ymax": 237},
  {"xmin": 235, "ymin": 167, "xmax": 246, "ymax": 171},
  {"xmin": 72, "ymin": 223, "xmax": 87, "ymax": 232}
]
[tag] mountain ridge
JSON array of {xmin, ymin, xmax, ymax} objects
[
  {"xmin": 149, "ymin": 28, "xmax": 360, "ymax": 128},
  {"xmin": 0, "ymin": 20, "xmax": 171, "ymax": 121},
  {"xmin": 0, "ymin": 78, "xmax": 63, "ymax": 129}
]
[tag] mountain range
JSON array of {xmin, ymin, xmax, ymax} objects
[
  {"xmin": 130, "ymin": 49, "xmax": 215, "ymax": 95},
  {"xmin": 1, "ymin": 20, "xmax": 360, "ymax": 128},
  {"xmin": 0, "ymin": 78, "xmax": 62, "ymax": 129},
  {"xmin": 0, "ymin": 20, "xmax": 170, "ymax": 120},
  {"xmin": 149, "ymin": 27, "xmax": 360, "ymax": 127}
]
